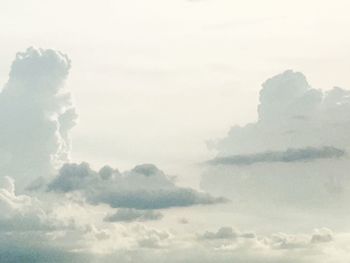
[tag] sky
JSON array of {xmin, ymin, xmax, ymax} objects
[{"xmin": 1, "ymin": 0, "xmax": 350, "ymax": 262}]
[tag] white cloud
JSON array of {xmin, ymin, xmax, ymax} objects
[
  {"xmin": 0, "ymin": 47, "xmax": 77, "ymax": 191},
  {"xmin": 202, "ymin": 70, "xmax": 350, "ymax": 209}
]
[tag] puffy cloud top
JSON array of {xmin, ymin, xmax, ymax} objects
[
  {"xmin": 258, "ymin": 70, "xmax": 322, "ymax": 121},
  {"xmin": 8, "ymin": 47, "xmax": 71, "ymax": 93},
  {"xmin": 214, "ymin": 70, "xmax": 350, "ymax": 155}
]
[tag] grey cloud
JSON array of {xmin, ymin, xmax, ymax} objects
[
  {"xmin": 311, "ymin": 228, "xmax": 333, "ymax": 244},
  {"xmin": 137, "ymin": 229, "xmax": 171, "ymax": 249},
  {"xmin": 270, "ymin": 228, "xmax": 333, "ymax": 250},
  {"xmin": 0, "ymin": 47, "xmax": 77, "ymax": 191},
  {"xmin": 258, "ymin": 70, "xmax": 322, "ymax": 121},
  {"xmin": 48, "ymin": 162, "xmax": 98, "ymax": 193},
  {"xmin": 207, "ymin": 146, "xmax": 345, "ymax": 166},
  {"xmin": 93, "ymin": 187, "xmax": 225, "ymax": 210},
  {"xmin": 199, "ymin": 226, "xmax": 255, "ymax": 240},
  {"xmin": 104, "ymin": 208, "xmax": 163, "ymax": 222},
  {"xmin": 178, "ymin": 218, "xmax": 189, "ymax": 224},
  {"xmin": 0, "ymin": 175, "xmax": 119, "ymax": 263},
  {"xmin": 48, "ymin": 162, "xmax": 227, "ymax": 209},
  {"xmin": 199, "ymin": 226, "xmax": 333, "ymax": 251},
  {"xmin": 200, "ymin": 227, "xmax": 238, "ymax": 240}
]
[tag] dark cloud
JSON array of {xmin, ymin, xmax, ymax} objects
[
  {"xmin": 48, "ymin": 162, "xmax": 227, "ymax": 209},
  {"xmin": 207, "ymin": 146, "xmax": 345, "ymax": 166},
  {"xmin": 93, "ymin": 187, "xmax": 225, "ymax": 210}
]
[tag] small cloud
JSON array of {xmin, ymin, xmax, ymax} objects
[
  {"xmin": 311, "ymin": 228, "xmax": 333, "ymax": 244},
  {"xmin": 104, "ymin": 208, "xmax": 163, "ymax": 223},
  {"xmin": 199, "ymin": 227, "xmax": 239, "ymax": 240},
  {"xmin": 178, "ymin": 218, "xmax": 189, "ymax": 224}
]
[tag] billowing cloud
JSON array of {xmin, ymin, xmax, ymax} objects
[
  {"xmin": 47, "ymin": 162, "xmax": 227, "ymax": 209},
  {"xmin": 201, "ymin": 70, "xmax": 350, "ymax": 208},
  {"xmin": 104, "ymin": 208, "xmax": 163, "ymax": 222},
  {"xmin": 0, "ymin": 47, "xmax": 77, "ymax": 191},
  {"xmin": 207, "ymin": 146, "xmax": 345, "ymax": 166}
]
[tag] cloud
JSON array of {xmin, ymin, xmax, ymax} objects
[
  {"xmin": 201, "ymin": 70, "xmax": 350, "ymax": 208},
  {"xmin": 311, "ymin": 228, "xmax": 333, "ymax": 244},
  {"xmin": 207, "ymin": 146, "xmax": 345, "ymax": 166},
  {"xmin": 212, "ymin": 70, "xmax": 350, "ymax": 156},
  {"xmin": 195, "ymin": 226, "xmax": 336, "ymax": 262},
  {"xmin": 269, "ymin": 228, "xmax": 333, "ymax": 250},
  {"xmin": 0, "ymin": 175, "xmax": 344, "ymax": 263},
  {"xmin": 113, "ymin": 226, "xmax": 337, "ymax": 263},
  {"xmin": 47, "ymin": 162, "xmax": 227, "ymax": 209},
  {"xmin": 0, "ymin": 176, "xmax": 56, "ymax": 232},
  {"xmin": 0, "ymin": 176, "xmax": 92, "ymax": 262},
  {"xmin": 199, "ymin": 226, "xmax": 239, "ymax": 240},
  {"xmin": 1, "ymin": 48, "xmax": 348, "ymax": 263},
  {"xmin": 137, "ymin": 227, "xmax": 172, "ymax": 249},
  {"xmin": 104, "ymin": 208, "xmax": 163, "ymax": 222},
  {"xmin": 0, "ymin": 47, "xmax": 77, "ymax": 190}
]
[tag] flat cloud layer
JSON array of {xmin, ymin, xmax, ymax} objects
[
  {"xmin": 0, "ymin": 47, "xmax": 77, "ymax": 190},
  {"xmin": 48, "ymin": 162, "xmax": 227, "ymax": 209},
  {"xmin": 207, "ymin": 146, "xmax": 345, "ymax": 166}
]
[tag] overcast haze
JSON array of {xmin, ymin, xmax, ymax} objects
[{"xmin": 1, "ymin": 0, "xmax": 350, "ymax": 262}]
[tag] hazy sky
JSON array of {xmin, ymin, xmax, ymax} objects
[
  {"xmin": 1, "ymin": 0, "xmax": 350, "ymax": 182},
  {"xmin": 1, "ymin": 1, "xmax": 350, "ymax": 262}
]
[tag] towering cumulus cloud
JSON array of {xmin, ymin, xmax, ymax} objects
[
  {"xmin": 0, "ymin": 47, "xmax": 77, "ymax": 190},
  {"xmin": 202, "ymin": 70, "xmax": 350, "ymax": 209}
]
